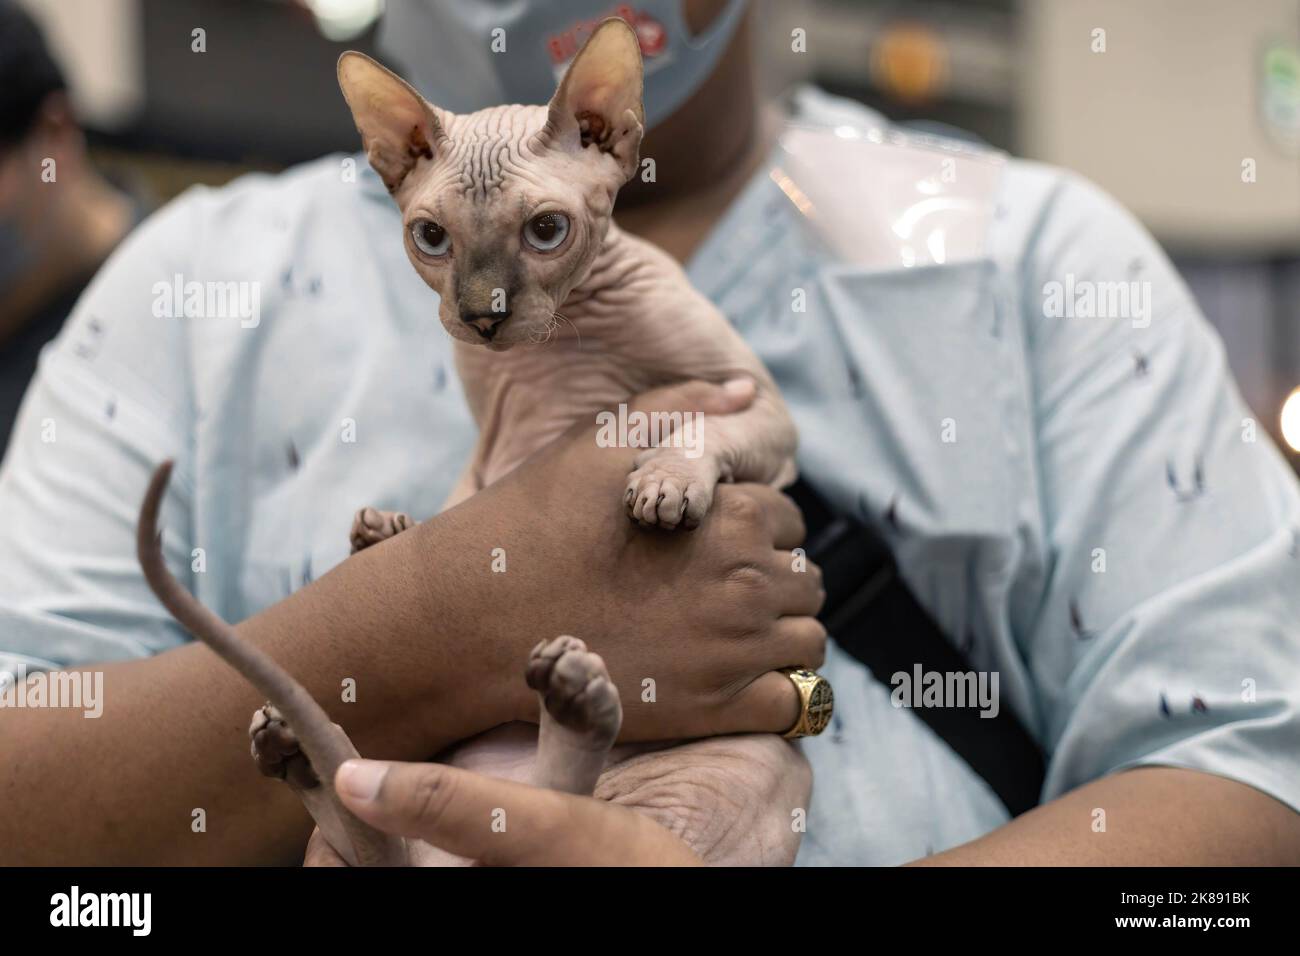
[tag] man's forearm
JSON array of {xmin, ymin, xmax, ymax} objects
[
  {"xmin": 0, "ymin": 382, "xmax": 823, "ymax": 865},
  {"xmin": 0, "ymin": 508, "xmax": 520, "ymax": 865},
  {"xmin": 912, "ymin": 766, "xmax": 1300, "ymax": 865}
]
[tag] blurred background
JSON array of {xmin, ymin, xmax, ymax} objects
[{"xmin": 10, "ymin": 0, "xmax": 1300, "ymax": 461}]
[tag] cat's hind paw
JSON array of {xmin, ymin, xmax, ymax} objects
[
  {"xmin": 249, "ymin": 703, "xmax": 320, "ymax": 790},
  {"xmin": 349, "ymin": 507, "xmax": 414, "ymax": 553},
  {"xmin": 526, "ymin": 635, "xmax": 622, "ymax": 795}
]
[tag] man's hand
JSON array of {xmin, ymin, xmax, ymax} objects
[
  {"xmin": 303, "ymin": 758, "xmax": 702, "ymax": 866},
  {"xmin": 413, "ymin": 378, "xmax": 826, "ymax": 741},
  {"xmin": 597, "ymin": 733, "xmax": 812, "ymax": 865}
]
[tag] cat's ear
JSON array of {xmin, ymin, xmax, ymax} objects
[
  {"xmin": 534, "ymin": 18, "xmax": 644, "ymax": 183},
  {"xmin": 338, "ymin": 52, "xmax": 449, "ymax": 193}
]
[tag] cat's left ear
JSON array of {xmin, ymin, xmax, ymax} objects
[
  {"xmin": 338, "ymin": 51, "xmax": 449, "ymax": 193},
  {"xmin": 534, "ymin": 18, "xmax": 645, "ymax": 184}
]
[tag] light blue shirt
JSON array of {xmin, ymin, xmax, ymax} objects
[{"xmin": 2, "ymin": 89, "xmax": 1297, "ymax": 865}]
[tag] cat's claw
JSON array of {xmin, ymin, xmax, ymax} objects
[{"xmin": 624, "ymin": 449, "xmax": 718, "ymax": 530}]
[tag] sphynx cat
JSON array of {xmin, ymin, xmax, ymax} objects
[{"xmin": 137, "ymin": 18, "xmax": 796, "ymax": 866}]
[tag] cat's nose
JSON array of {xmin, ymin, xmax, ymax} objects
[{"xmin": 460, "ymin": 310, "xmax": 511, "ymax": 340}]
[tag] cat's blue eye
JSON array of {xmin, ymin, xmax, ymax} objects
[
  {"xmin": 411, "ymin": 220, "xmax": 451, "ymax": 257},
  {"xmin": 523, "ymin": 213, "xmax": 570, "ymax": 252}
]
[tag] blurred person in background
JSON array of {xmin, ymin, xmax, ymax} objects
[{"xmin": 0, "ymin": 0, "xmax": 141, "ymax": 452}]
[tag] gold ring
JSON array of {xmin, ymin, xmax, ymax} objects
[{"xmin": 780, "ymin": 667, "xmax": 834, "ymax": 738}]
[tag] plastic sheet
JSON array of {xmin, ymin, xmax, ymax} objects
[{"xmin": 771, "ymin": 123, "xmax": 1006, "ymax": 272}]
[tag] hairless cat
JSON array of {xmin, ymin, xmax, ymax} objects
[{"xmin": 138, "ymin": 18, "xmax": 796, "ymax": 866}]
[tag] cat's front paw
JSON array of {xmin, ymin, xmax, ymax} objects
[{"xmin": 624, "ymin": 449, "xmax": 721, "ymax": 530}]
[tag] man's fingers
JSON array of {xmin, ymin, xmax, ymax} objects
[
  {"xmin": 760, "ymin": 550, "xmax": 825, "ymax": 617},
  {"xmin": 335, "ymin": 759, "xmax": 700, "ymax": 866},
  {"xmin": 562, "ymin": 378, "xmax": 757, "ymax": 475},
  {"xmin": 718, "ymin": 610, "xmax": 828, "ymax": 734},
  {"xmin": 336, "ymin": 759, "xmax": 563, "ymax": 863},
  {"xmin": 718, "ymin": 670, "xmax": 804, "ymax": 736},
  {"xmin": 626, "ymin": 377, "xmax": 757, "ymax": 417},
  {"xmin": 768, "ymin": 616, "xmax": 828, "ymax": 671},
  {"xmin": 717, "ymin": 483, "xmax": 807, "ymax": 550}
]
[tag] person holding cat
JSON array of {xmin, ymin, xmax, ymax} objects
[{"xmin": 0, "ymin": 0, "xmax": 1297, "ymax": 867}]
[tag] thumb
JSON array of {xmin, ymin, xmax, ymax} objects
[
  {"xmin": 564, "ymin": 377, "xmax": 756, "ymax": 475},
  {"xmin": 334, "ymin": 759, "xmax": 698, "ymax": 865},
  {"xmin": 336, "ymin": 759, "xmax": 526, "ymax": 862},
  {"xmin": 626, "ymin": 376, "xmax": 756, "ymax": 417}
]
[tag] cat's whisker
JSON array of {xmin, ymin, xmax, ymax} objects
[{"xmin": 553, "ymin": 311, "xmax": 582, "ymax": 351}]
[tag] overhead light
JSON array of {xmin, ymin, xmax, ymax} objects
[
  {"xmin": 305, "ymin": 0, "xmax": 384, "ymax": 42},
  {"xmin": 1281, "ymin": 387, "xmax": 1300, "ymax": 452}
]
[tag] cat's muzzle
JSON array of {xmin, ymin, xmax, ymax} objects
[{"xmin": 461, "ymin": 310, "xmax": 512, "ymax": 341}]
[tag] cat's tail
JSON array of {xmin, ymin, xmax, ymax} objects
[
  {"xmin": 138, "ymin": 461, "xmax": 407, "ymax": 865},
  {"xmin": 136, "ymin": 461, "xmax": 359, "ymax": 782}
]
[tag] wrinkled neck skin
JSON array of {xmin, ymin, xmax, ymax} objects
[{"xmin": 453, "ymin": 220, "xmax": 763, "ymax": 488}]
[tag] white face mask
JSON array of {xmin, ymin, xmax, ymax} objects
[{"xmin": 377, "ymin": 0, "xmax": 747, "ymax": 130}]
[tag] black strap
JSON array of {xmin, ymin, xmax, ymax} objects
[{"xmin": 788, "ymin": 478, "xmax": 1045, "ymax": 817}]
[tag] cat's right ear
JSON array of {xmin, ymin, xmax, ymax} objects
[
  {"xmin": 533, "ymin": 18, "xmax": 644, "ymax": 185},
  {"xmin": 338, "ymin": 52, "xmax": 448, "ymax": 193}
]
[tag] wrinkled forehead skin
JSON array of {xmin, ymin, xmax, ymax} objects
[{"xmin": 403, "ymin": 105, "xmax": 615, "ymax": 216}]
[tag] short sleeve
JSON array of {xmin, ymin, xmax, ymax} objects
[
  {"xmin": 0, "ymin": 192, "xmax": 206, "ymax": 671},
  {"xmin": 1022, "ymin": 171, "xmax": 1300, "ymax": 811}
]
